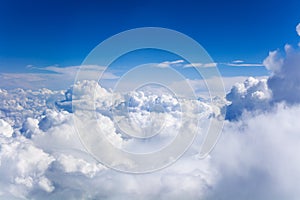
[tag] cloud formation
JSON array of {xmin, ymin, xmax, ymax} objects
[
  {"xmin": 264, "ymin": 45, "xmax": 300, "ymax": 104},
  {"xmin": 207, "ymin": 104, "xmax": 300, "ymax": 200},
  {"xmin": 226, "ymin": 24, "xmax": 300, "ymax": 119},
  {"xmin": 1, "ymin": 22, "xmax": 300, "ymax": 200},
  {"xmin": 0, "ymin": 65, "xmax": 119, "ymax": 90},
  {"xmin": 225, "ymin": 77, "xmax": 271, "ymax": 120},
  {"xmin": 0, "ymin": 80, "xmax": 217, "ymax": 199}
]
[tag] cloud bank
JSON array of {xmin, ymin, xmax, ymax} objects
[{"xmin": 1, "ymin": 22, "xmax": 300, "ymax": 200}]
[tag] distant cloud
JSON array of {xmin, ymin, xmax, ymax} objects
[
  {"xmin": 157, "ymin": 60, "xmax": 265, "ymax": 69},
  {"xmin": 156, "ymin": 60, "xmax": 185, "ymax": 68},
  {"xmin": 183, "ymin": 62, "xmax": 217, "ymax": 68},
  {"xmin": 35, "ymin": 65, "xmax": 119, "ymax": 80},
  {"xmin": 223, "ymin": 61, "xmax": 264, "ymax": 67},
  {"xmin": 0, "ymin": 65, "xmax": 119, "ymax": 90},
  {"xmin": 184, "ymin": 61, "xmax": 263, "ymax": 68},
  {"xmin": 231, "ymin": 60, "xmax": 244, "ymax": 63}
]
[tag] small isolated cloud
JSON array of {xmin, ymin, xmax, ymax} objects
[
  {"xmin": 183, "ymin": 62, "xmax": 217, "ymax": 68},
  {"xmin": 232, "ymin": 60, "xmax": 244, "ymax": 63},
  {"xmin": 223, "ymin": 61, "xmax": 264, "ymax": 67},
  {"xmin": 296, "ymin": 23, "xmax": 300, "ymax": 36},
  {"xmin": 156, "ymin": 60, "xmax": 185, "ymax": 68}
]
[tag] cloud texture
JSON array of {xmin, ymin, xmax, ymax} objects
[{"xmin": 1, "ymin": 23, "xmax": 300, "ymax": 200}]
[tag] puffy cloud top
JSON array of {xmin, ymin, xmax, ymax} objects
[
  {"xmin": 226, "ymin": 28, "xmax": 300, "ymax": 120},
  {"xmin": 0, "ymin": 119, "xmax": 13, "ymax": 137},
  {"xmin": 225, "ymin": 77, "xmax": 271, "ymax": 120},
  {"xmin": 0, "ymin": 80, "xmax": 217, "ymax": 199},
  {"xmin": 265, "ymin": 45, "xmax": 300, "ymax": 104}
]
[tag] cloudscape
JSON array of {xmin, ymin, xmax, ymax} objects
[{"xmin": 1, "ymin": 1, "xmax": 300, "ymax": 199}]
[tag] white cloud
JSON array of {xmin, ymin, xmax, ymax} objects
[
  {"xmin": 1, "ymin": 21, "xmax": 300, "ymax": 198},
  {"xmin": 264, "ymin": 45, "xmax": 300, "ymax": 104},
  {"xmin": 263, "ymin": 50, "xmax": 283, "ymax": 73},
  {"xmin": 1, "ymin": 78, "xmax": 300, "ymax": 199},
  {"xmin": 156, "ymin": 60, "xmax": 185, "ymax": 68},
  {"xmin": 1, "ymin": 70, "xmax": 300, "ymax": 199},
  {"xmin": 222, "ymin": 60, "xmax": 264, "ymax": 67},
  {"xmin": 0, "ymin": 119, "xmax": 13, "ymax": 137},
  {"xmin": 232, "ymin": 60, "xmax": 244, "ymax": 63},
  {"xmin": 183, "ymin": 62, "xmax": 217, "ymax": 68},
  {"xmin": 0, "ymin": 65, "xmax": 119, "ymax": 90},
  {"xmin": 184, "ymin": 61, "xmax": 263, "ymax": 68},
  {"xmin": 225, "ymin": 77, "xmax": 271, "ymax": 120},
  {"xmin": 207, "ymin": 104, "xmax": 300, "ymax": 200},
  {"xmin": 224, "ymin": 63, "xmax": 264, "ymax": 67},
  {"xmin": 0, "ymin": 80, "xmax": 218, "ymax": 199}
]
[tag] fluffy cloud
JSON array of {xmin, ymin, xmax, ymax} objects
[
  {"xmin": 219, "ymin": 24, "xmax": 300, "ymax": 198},
  {"xmin": 0, "ymin": 119, "xmax": 13, "ymax": 137},
  {"xmin": 1, "ymin": 73, "xmax": 300, "ymax": 199},
  {"xmin": 1, "ymin": 23, "xmax": 300, "ymax": 199},
  {"xmin": 0, "ymin": 80, "xmax": 217, "ymax": 199},
  {"xmin": 206, "ymin": 104, "xmax": 300, "ymax": 200},
  {"xmin": 226, "ymin": 26, "xmax": 300, "ymax": 119},
  {"xmin": 296, "ymin": 23, "xmax": 300, "ymax": 36},
  {"xmin": 1, "ymin": 75, "xmax": 300, "ymax": 199},
  {"xmin": 225, "ymin": 77, "xmax": 271, "ymax": 120},
  {"xmin": 265, "ymin": 45, "xmax": 300, "ymax": 104}
]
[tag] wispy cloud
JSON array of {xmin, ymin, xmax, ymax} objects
[
  {"xmin": 156, "ymin": 60, "xmax": 185, "ymax": 68},
  {"xmin": 183, "ymin": 62, "xmax": 217, "ymax": 68},
  {"xmin": 156, "ymin": 60, "xmax": 263, "ymax": 69},
  {"xmin": 232, "ymin": 60, "xmax": 244, "ymax": 63},
  {"xmin": 221, "ymin": 60, "xmax": 264, "ymax": 67},
  {"xmin": 0, "ymin": 65, "xmax": 119, "ymax": 90},
  {"xmin": 33, "ymin": 65, "xmax": 118, "ymax": 79}
]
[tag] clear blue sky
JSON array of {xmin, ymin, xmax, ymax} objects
[{"xmin": 0, "ymin": 0, "xmax": 300, "ymax": 76}]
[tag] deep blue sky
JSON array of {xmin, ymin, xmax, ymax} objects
[{"xmin": 0, "ymin": 0, "xmax": 300, "ymax": 74}]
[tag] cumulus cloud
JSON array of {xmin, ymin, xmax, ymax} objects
[
  {"xmin": 0, "ymin": 80, "xmax": 218, "ymax": 199},
  {"xmin": 1, "ymin": 75, "xmax": 300, "ymax": 199},
  {"xmin": 0, "ymin": 119, "xmax": 13, "ymax": 137},
  {"xmin": 226, "ymin": 23, "xmax": 300, "ymax": 119},
  {"xmin": 264, "ymin": 45, "xmax": 300, "ymax": 104},
  {"xmin": 0, "ymin": 72, "xmax": 300, "ymax": 199},
  {"xmin": 1, "ymin": 23, "xmax": 300, "ymax": 199},
  {"xmin": 225, "ymin": 77, "xmax": 271, "ymax": 120},
  {"xmin": 219, "ymin": 24, "xmax": 300, "ymax": 198}
]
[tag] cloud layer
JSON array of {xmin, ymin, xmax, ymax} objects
[{"xmin": 1, "ymin": 22, "xmax": 300, "ymax": 200}]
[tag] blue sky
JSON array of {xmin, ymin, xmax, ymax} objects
[{"xmin": 0, "ymin": 0, "xmax": 300, "ymax": 77}]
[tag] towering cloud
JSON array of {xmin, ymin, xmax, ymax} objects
[
  {"xmin": 226, "ymin": 24, "xmax": 300, "ymax": 120},
  {"xmin": 265, "ymin": 45, "xmax": 300, "ymax": 104}
]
